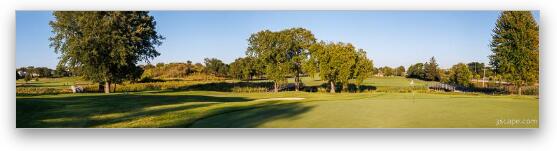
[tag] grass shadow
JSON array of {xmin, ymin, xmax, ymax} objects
[
  {"xmin": 16, "ymin": 94, "xmax": 253, "ymax": 128},
  {"xmin": 189, "ymin": 102, "xmax": 314, "ymax": 128}
]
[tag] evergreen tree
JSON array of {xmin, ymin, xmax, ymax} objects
[
  {"xmin": 424, "ymin": 56, "xmax": 440, "ymax": 81},
  {"xmin": 489, "ymin": 11, "xmax": 539, "ymax": 95}
]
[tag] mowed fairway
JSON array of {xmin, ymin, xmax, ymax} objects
[
  {"xmin": 16, "ymin": 77, "xmax": 538, "ymax": 128},
  {"xmin": 191, "ymin": 93, "xmax": 538, "ymax": 128}
]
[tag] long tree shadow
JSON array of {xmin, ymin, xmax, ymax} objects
[
  {"xmin": 189, "ymin": 103, "xmax": 314, "ymax": 128},
  {"xmin": 16, "ymin": 94, "xmax": 253, "ymax": 128}
]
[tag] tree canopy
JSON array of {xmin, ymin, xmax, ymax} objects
[
  {"xmin": 353, "ymin": 49, "xmax": 374, "ymax": 87},
  {"xmin": 49, "ymin": 11, "xmax": 164, "ymax": 93},
  {"xmin": 308, "ymin": 41, "xmax": 360, "ymax": 93},
  {"xmin": 246, "ymin": 28, "xmax": 316, "ymax": 92},
  {"xmin": 406, "ymin": 63, "xmax": 425, "ymax": 79},
  {"xmin": 395, "ymin": 66, "xmax": 406, "ymax": 77},
  {"xmin": 203, "ymin": 58, "xmax": 229, "ymax": 77},
  {"xmin": 229, "ymin": 57, "xmax": 259, "ymax": 80},
  {"xmin": 448, "ymin": 63, "xmax": 473, "ymax": 87}
]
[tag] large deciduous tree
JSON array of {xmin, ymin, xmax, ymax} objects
[
  {"xmin": 203, "ymin": 58, "xmax": 229, "ymax": 77},
  {"xmin": 406, "ymin": 63, "xmax": 425, "ymax": 79},
  {"xmin": 229, "ymin": 57, "xmax": 258, "ymax": 80},
  {"xmin": 353, "ymin": 49, "xmax": 374, "ymax": 88},
  {"xmin": 50, "ymin": 11, "xmax": 164, "ymax": 93},
  {"xmin": 308, "ymin": 41, "xmax": 359, "ymax": 93},
  {"xmin": 247, "ymin": 28, "xmax": 316, "ymax": 92},
  {"xmin": 285, "ymin": 28, "xmax": 316, "ymax": 91},
  {"xmin": 489, "ymin": 11, "xmax": 539, "ymax": 95},
  {"xmin": 448, "ymin": 63, "xmax": 473, "ymax": 87}
]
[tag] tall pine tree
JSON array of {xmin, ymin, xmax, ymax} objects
[{"xmin": 489, "ymin": 11, "xmax": 539, "ymax": 95}]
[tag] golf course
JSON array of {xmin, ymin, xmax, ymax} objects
[
  {"xmin": 16, "ymin": 11, "xmax": 539, "ymax": 128},
  {"xmin": 16, "ymin": 77, "xmax": 539, "ymax": 128}
]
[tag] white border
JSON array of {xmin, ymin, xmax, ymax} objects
[{"xmin": 3, "ymin": 0, "xmax": 556, "ymax": 151}]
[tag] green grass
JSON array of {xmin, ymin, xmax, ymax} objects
[
  {"xmin": 16, "ymin": 77, "xmax": 92, "ymax": 88},
  {"xmin": 17, "ymin": 90, "xmax": 538, "ymax": 128},
  {"xmin": 16, "ymin": 76, "xmax": 538, "ymax": 128},
  {"xmin": 191, "ymin": 93, "xmax": 538, "ymax": 128}
]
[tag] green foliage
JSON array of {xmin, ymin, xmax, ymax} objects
[
  {"xmin": 353, "ymin": 49, "xmax": 374, "ymax": 87},
  {"xmin": 49, "ymin": 11, "xmax": 164, "ymax": 93},
  {"xmin": 302, "ymin": 56, "xmax": 319, "ymax": 79},
  {"xmin": 424, "ymin": 56, "xmax": 440, "ymax": 81},
  {"xmin": 54, "ymin": 65, "xmax": 71, "ymax": 77},
  {"xmin": 247, "ymin": 27, "xmax": 316, "ymax": 92},
  {"xmin": 407, "ymin": 57, "xmax": 440, "ymax": 81},
  {"xmin": 17, "ymin": 66, "xmax": 57, "ymax": 78},
  {"xmin": 203, "ymin": 58, "xmax": 229, "ymax": 77},
  {"xmin": 439, "ymin": 69, "xmax": 450, "ymax": 83},
  {"xmin": 448, "ymin": 63, "xmax": 473, "ymax": 87},
  {"xmin": 142, "ymin": 62, "xmax": 206, "ymax": 79},
  {"xmin": 309, "ymin": 41, "xmax": 361, "ymax": 93},
  {"xmin": 229, "ymin": 57, "xmax": 259, "ymax": 80},
  {"xmin": 395, "ymin": 66, "xmax": 406, "ymax": 76},
  {"xmin": 378, "ymin": 66, "xmax": 394, "ymax": 76},
  {"xmin": 467, "ymin": 62, "xmax": 485, "ymax": 75},
  {"xmin": 489, "ymin": 11, "xmax": 539, "ymax": 95},
  {"xmin": 406, "ymin": 63, "xmax": 425, "ymax": 79}
]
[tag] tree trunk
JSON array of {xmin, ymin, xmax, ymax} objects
[
  {"xmin": 98, "ymin": 82, "xmax": 104, "ymax": 93},
  {"xmin": 113, "ymin": 83, "xmax": 117, "ymax": 93},
  {"xmin": 343, "ymin": 83, "xmax": 348, "ymax": 92},
  {"xmin": 294, "ymin": 74, "xmax": 300, "ymax": 92},
  {"xmin": 518, "ymin": 85, "xmax": 522, "ymax": 96},
  {"xmin": 274, "ymin": 82, "xmax": 279, "ymax": 93},
  {"xmin": 330, "ymin": 81, "xmax": 336, "ymax": 93},
  {"xmin": 104, "ymin": 81, "xmax": 111, "ymax": 94}
]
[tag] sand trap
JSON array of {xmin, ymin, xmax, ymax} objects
[{"xmin": 256, "ymin": 98, "xmax": 306, "ymax": 101}]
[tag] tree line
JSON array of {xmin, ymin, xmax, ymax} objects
[
  {"xmin": 44, "ymin": 11, "xmax": 538, "ymax": 95},
  {"xmin": 16, "ymin": 66, "xmax": 72, "ymax": 81}
]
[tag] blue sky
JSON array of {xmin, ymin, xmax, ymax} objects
[{"xmin": 16, "ymin": 11, "xmax": 540, "ymax": 69}]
